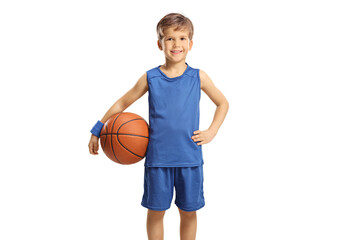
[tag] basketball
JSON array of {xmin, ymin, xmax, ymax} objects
[{"xmin": 100, "ymin": 112, "xmax": 149, "ymax": 164}]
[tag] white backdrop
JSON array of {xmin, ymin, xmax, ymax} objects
[{"xmin": 1, "ymin": 0, "xmax": 359, "ymax": 239}]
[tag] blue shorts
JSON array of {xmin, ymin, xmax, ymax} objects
[{"xmin": 141, "ymin": 166, "xmax": 205, "ymax": 212}]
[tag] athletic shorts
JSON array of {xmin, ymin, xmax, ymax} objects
[{"xmin": 141, "ymin": 166, "xmax": 205, "ymax": 212}]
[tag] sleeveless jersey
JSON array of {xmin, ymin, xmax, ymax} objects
[{"xmin": 145, "ymin": 62, "xmax": 204, "ymax": 167}]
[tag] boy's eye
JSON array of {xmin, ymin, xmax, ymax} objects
[{"xmin": 166, "ymin": 37, "xmax": 187, "ymax": 41}]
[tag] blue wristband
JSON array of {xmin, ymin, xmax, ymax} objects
[{"xmin": 90, "ymin": 120, "xmax": 104, "ymax": 137}]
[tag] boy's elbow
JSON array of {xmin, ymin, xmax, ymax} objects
[
  {"xmin": 225, "ymin": 100, "xmax": 229, "ymax": 110},
  {"xmin": 216, "ymin": 101, "xmax": 229, "ymax": 112},
  {"xmin": 215, "ymin": 97, "xmax": 229, "ymax": 108},
  {"xmin": 221, "ymin": 98, "xmax": 229, "ymax": 109}
]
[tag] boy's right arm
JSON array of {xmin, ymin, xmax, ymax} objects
[{"xmin": 88, "ymin": 72, "xmax": 148, "ymax": 155}]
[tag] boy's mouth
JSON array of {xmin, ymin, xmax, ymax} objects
[{"xmin": 171, "ymin": 50, "xmax": 183, "ymax": 54}]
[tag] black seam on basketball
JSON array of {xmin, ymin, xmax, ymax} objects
[
  {"xmin": 101, "ymin": 133, "xmax": 149, "ymax": 138},
  {"xmin": 118, "ymin": 118, "xmax": 146, "ymax": 129},
  {"xmin": 102, "ymin": 124, "xmax": 108, "ymax": 149},
  {"xmin": 116, "ymin": 135, "xmax": 145, "ymax": 158},
  {"xmin": 110, "ymin": 113, "xmax": 121, "ymax": 163},
  {"xmin": 100, "ymin": 118, "xmax": 147, "ymax": 137},
  {"xmin": 116, "ymin": 118, "xmax": 148, "ymax": 159}
]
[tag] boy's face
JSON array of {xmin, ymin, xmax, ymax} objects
[{"xmin": 157, "ymin": 27, "xmax": 193, "ymax": 63}]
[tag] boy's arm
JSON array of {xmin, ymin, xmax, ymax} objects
[
  {"xmin": 89, "ymin": 72, "xmax": 148, "ymax": 155},
  {"xmin": 191, "ymin": 70, "xmax": 229, "ymax": 145},
  {"xmin": 100, "ymin": 72, "xmax": 148, "ymax": 124}
]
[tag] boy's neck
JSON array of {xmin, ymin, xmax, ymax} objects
[{"xmin": 161, "ymin": 60, "xmax": 187, "ymax": 74}]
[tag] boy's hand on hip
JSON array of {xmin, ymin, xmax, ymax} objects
[{"xmin": 191, "ymin": 129, "xmax": 216, "ymax": 145}]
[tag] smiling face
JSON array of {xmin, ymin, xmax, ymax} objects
[{"xmin": 157, "ymin": 27, "xmax": 193, "ymax": 63}]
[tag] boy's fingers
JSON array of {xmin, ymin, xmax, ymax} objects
[
  {"xmin": 94, "ymin": 146, "xmax": 98, "ymax": 154},
  {"xmin": 192, "ymin": 133, "xmax": 202, "ymax": 139},
  {"xmin": 95, "ymin": 143, "xmax": 99, "ymax": 154},
  {"xmin": 89, "ymin": 143, "xmax": 93, "ymax": 154},
  {"xmin": 89, "ymin": 142, "xmax": 97, "ymax": 155},
  {"xmin": 198, "ymin": 140, "xmax": 206, "ymax": 145}
]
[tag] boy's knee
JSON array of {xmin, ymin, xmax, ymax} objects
[
  {"xmin": 148, "ymin": 209, "xmax": 166, "ymax": 218},
  {"xmin": 178, "ymin": 208, "xmax": 196, "ymax": 218}
]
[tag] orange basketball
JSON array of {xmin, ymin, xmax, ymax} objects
[{"xmin": 100, "ymin": 112, "xmax": 149, "ymax": 165}]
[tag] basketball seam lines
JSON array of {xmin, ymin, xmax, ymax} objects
[
  {"xmin": 116, "ymin": 118, "xmax": 147, "ymax": 159},
  {"xmin": 110, "ymin": 113, "xmax": 122, "ymax": 163},
  {"xmin": 102, "ymin": 124, "xmax": 108, "ymax": 150},
  {"xmin": 101, "ymin": 133, "xmax": 149, "ymax": 138}
]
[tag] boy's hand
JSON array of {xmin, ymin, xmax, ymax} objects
[
  {"xmin": 191, "ymin": 129, "xmax": 217, "ymax": 145},
  {"xmin": 88, "ymin": 135, "xmax": 100, "ymax": 155}
]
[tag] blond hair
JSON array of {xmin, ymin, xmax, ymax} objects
[{"xmin": 156, "ymin": 13, "xmax": 194, "ymax": 43}]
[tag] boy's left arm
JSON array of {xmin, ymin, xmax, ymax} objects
[{"xmin": 192, "ymin": 70, "xmax": 229, "ymax": 145}]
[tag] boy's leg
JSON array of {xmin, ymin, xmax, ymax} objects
[
  {"xmin": 174, "ymin": 166, "xmax": 205, "ymax": 240},
  {"xmin": 142, "ymin": 167, "xmax": 175, "ymax": 240},
  {"xmin": 178, "ymin": 208, "xmax": 197, "ymax": 240},
  {"xmin": 147, "ymin": 209, "xmax": 166, "ymax": 240}
]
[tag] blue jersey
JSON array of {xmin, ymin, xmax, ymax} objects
[{"xmin": 145, "ymin": 62, "xmax": 204, "ymax": 167}]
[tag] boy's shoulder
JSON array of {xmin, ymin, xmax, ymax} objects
[
  {"xmin": 146, "ymin": 65, "xmax": 160, "ymax": 73},
  {"xmin": 145, "ymin": 65, "xmax": 161, "ymax": 79}
]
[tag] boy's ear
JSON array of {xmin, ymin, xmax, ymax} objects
[
  {"xmin": 157, "ymin": 40, "xmax": 163, "ymax": 51},
  {"xmin": 189, "ymin": 39, "xmax": 193, "ymax": 50}
]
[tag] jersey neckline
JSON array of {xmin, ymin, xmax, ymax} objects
[{"xmin": 157, "ymin": 62, "xmax": 190, "ymax": 81}]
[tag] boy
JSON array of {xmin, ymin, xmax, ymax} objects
[{"xmin": 88, "ymin": 13, "xmax": 229, "ymax": 240}]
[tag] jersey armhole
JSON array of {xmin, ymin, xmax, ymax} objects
[
  {"xmin": 198, "ymin": 69, "xmax": 202, "ymax": 100},
  {"xmin": 146, "ymin": 70, "xmax": 152, "ymax": 88}
]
